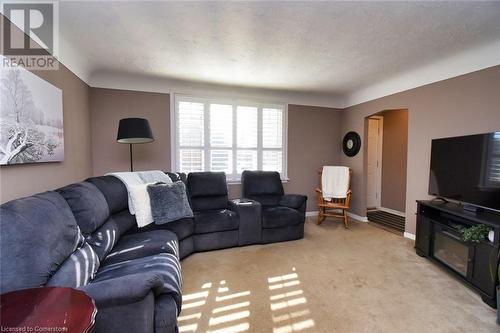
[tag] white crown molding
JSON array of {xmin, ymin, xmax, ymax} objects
[
  {"xmin": 89, "ymin": 71, "xmax": 346, "ymax": 109},
  {"xmin": 345, "ymin": 38, "xmax": 500, "ymax": 107}
]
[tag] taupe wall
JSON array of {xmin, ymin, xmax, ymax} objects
[
  {"xmin": 380, "ymin": 110, "xmax": 408, "ymax": 212},
  {"xmin": 340, "ymin": 65, "xmax": 500, "ymax": 235},
  {"xmin": 285, "ymin": 104, "xmax": 342, "ymax": 211},
  {"xmin": 0, "ymin": 18, "xmax": 92, "ymax": 203},
  {"xmin": 90, "ymin": 88, "xmax": 171, "ymax": 175},
  {"xmin": 89, "ymin": 90, "xmax": 342, "ymax": 211}
]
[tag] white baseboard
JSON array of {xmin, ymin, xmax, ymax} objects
[
  {"xmin": 378, "ymin": 206, "xmax": 406, "ymax": 217},
  {"xmin": 305, "ymin": 211, "xmax": 318, "ymax": 217},
  {"xmin": 347, "ymin": 212, "xmax": 369, "ymax": 222},
  {"xmin": 306, "ymin": 210, "xmax": 368, "ymax": 222},
  {"xmin": 404, "ymin": 232, "xmax": 416, "ymax": 240}
]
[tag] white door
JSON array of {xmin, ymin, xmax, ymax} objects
[{"xmin": 367, "ymin": 117, "xmax": 383, "ymax": 208}]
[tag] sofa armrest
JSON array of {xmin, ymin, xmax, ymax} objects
[
  {"xmin": 229, "ymin": 199, "xmax": 262, "ymax": 246},
  {"xmin": 80, "ymin": 273, "xmax": 165, "ymax": 308},
  {"xmin": 80, "ymin": 253, "xmax": 182, "ymax": 310},
  {"xmin": 91, "ymin": 291, "xmax": 157, "ymax": 333},
  {"xmin": 279, "ymin": 194, "xmax": 307, "ymax": 210}
]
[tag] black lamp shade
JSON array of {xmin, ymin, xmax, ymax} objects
[{"xmin": 117, "ymin": 118, "xmax": 154, "ymax": 144}]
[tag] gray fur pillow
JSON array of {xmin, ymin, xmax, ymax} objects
[{"xmin": 147, "ymin": 181, "xmax": 193, "ymax": 224}]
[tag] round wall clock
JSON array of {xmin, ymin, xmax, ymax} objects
[{"xmin": 343, "ymin": 131, "xmax": 361, "ymax": 157}]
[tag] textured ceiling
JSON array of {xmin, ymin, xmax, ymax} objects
[{"xmin": 58, "ymin": 1, "xmax": 500, "ymax": 102}]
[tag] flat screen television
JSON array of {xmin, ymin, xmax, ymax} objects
[{"xmin": 429, "ymin": 131, "xmax": 500, "ymax": 212}]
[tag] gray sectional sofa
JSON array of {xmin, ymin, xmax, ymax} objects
[{"xmin": 0, "ymin": 171, "xmax": 306, "ymax": 333}]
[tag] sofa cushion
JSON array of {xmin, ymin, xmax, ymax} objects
[
  {"xmin": 0, "ymin": 191, "xmax": 81, "ymax": 293},
  {"xmin": 103, "ymin": 230, "xmax": 179, "ymax": 265},
  {"xmin": 190, "ymin": 195, "xmax": 230, "ymax": 212},
  {"xmin": 262, "ymin": 206, "xmax": 303, "ymax": 228},
  {"xmin": 137, "ymin": 217, "xmax": 194, "ymax": 241},
  {"xmin": 46, "ymin": 242, "xmax": 100, "ymax": 288},
  {"xmin": 187, "ymin": 172, "xmax": 229, "ymax": 211},
  {"xmin": 179, "ymin": 237, "xmax": 194, "ymax": 259},
  {"xmin": 58, "ymin": 182, "xmax": 110, "ymax": 236},
  {"xmin": 86, "ymin": 211, "xmax": 137, "ymax": 261},
  {"xmin": 194, "ymin": 209, "xmax": 239, "ymax": 234},
  {"xmin": 241, "ymin": 171, "xmax": 284, "ymax": 206},
  {"xmin": 194, "ymin": 230, "xmax": 239, "ymax": 252},
  {"xmin": 86, "ymin": 176, "xmax": 129, "ymax": 214}
]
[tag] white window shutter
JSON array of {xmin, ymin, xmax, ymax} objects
[
  {"xmin": 210, "ymin": 150, "xmax": 232, "ymax": 173},
  {"xmin": 210, "ymin": 104, "xmax": 233, "ymax": 147},
  {"xmin": 262, "ymin": 108, "xmax": 283, "ymax": 149},
  {"xmin": 178, "ymin": 101, "xmax": 204, "ymax": 147},
  {"xmin": 175, "ymin": 95, "xmax": 286, "ymax": 180},
  {"xmin": 237, "ymin": 106, "xmax": 258, "ymax": 148},
  {"xmin": 179, "ymin": 149, "xmax": 204, "ymax": 173},
  {"xmin": 236, "ymin": 150, "xmax": 257, "ymax": 174},
  {"xmin": 178, "ymin": 101, "xmax": 204, "ymax": 173},
  {"xmin": 263, "ymin": 150, "xmax": 283, "ymax": 173}
]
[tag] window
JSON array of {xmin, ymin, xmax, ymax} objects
[{"xmin": 173, "ymin": 95, "xmax": 287, "ymax": 181}]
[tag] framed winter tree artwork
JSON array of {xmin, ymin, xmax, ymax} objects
[{"xmin": 0, "ymin": 60, "xmax": 64, "ymax": 165}]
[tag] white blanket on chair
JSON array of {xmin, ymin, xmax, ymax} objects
[
  {"xmin": 322, "ymin": 166, "xmax": 349, "ymax": 200},
  {"xmin": 107, "ymin": 170, "xmax": 172, "ymax": 214}
]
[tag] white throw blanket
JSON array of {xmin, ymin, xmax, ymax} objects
[
  {"xmin": 322, "ymin": 166, "xmax": 349, "ymax": 200},
  {"xmin": 128, "ymin": 183, "xmax": 155, "ymax": 228},
  {"xmin": 107, "ymin": 170, "xmax": 172, "ymax": 215}
]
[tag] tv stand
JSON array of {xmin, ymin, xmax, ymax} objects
[
  {"xmin": 415, "ymin": 200, "xmax": 500, "ymax": 308},
  {"xmin": 431, "ymin": 197, "xmax": 449, "ymax": 203},
  {"xmin": 461, "ymin": 203, "xmax": 485, "ymax": 214}
]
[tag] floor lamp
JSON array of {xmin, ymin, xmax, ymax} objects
[{"xmin": 117, "ymin": 118, "xmax": 154, "ymax": 172}]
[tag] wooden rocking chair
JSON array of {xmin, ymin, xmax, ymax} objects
[{"xmin": 315, "ymin": 168, "xmax": 352, "ymax": 228}]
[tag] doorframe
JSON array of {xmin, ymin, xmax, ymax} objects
[{"xmin": 367, "ymin": 115, "xmax": 383, "ymax": 208}]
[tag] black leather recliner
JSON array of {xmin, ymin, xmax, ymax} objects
[
  {"xmin": 241, "ymin": 171, "xmax": 307, "ymax": 244},
  {"xmin": 186, "ymin": 172, "xmax": 240, "ymax": 251}
]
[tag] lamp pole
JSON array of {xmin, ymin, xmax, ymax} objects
[{"xmin": 129, "ymin": 144, "xmax": 134, "ymax": 172}]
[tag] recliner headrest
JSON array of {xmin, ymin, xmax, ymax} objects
[
  {"xmin": 241, "ymin": 171, "xmax": 284, "ymax": 197},
  {"xmin": 187, "ymin": 172, "xmax": 228, "ymax": 197}
]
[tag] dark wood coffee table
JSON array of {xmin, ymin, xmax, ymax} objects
[{"xmin": 0, "ymin": 287, "xmax": 97, "ymax": 333}]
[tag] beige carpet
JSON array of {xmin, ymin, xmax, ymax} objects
[{"xmin": 179, "ymin": 218, "xmax": 498, "ymax": 333}]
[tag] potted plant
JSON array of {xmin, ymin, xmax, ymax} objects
[{"xmin": 456, "ymin": 224, "xmax": 490, "ymax": 243}]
